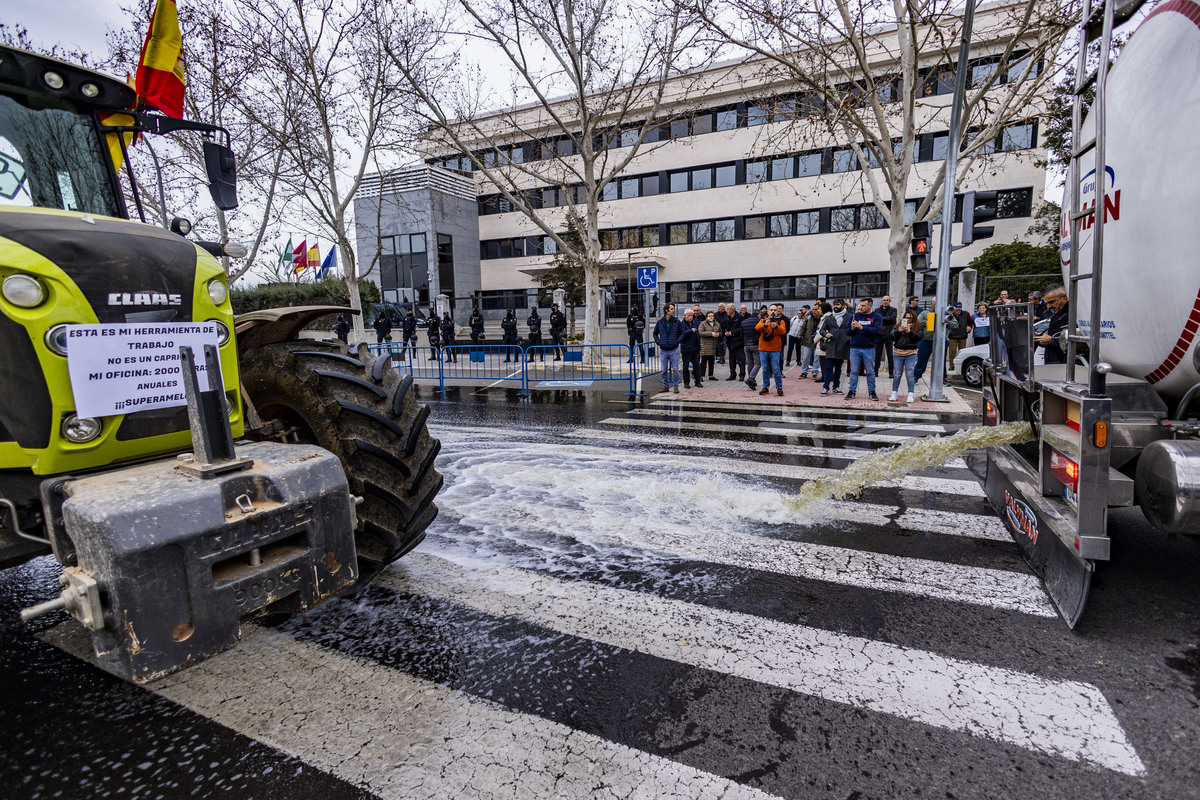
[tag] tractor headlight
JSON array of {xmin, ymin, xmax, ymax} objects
[
  {"xmin": 209, "ymin": 319, "xmax": 230, "ymax": 346},
  {"xmin": 207, "ymin": 279, "xmax": 228, "ymax": 306},
  {"xmin": 2, "ymin": 274, "xmax": 47, "ymax": 307},
  {"xmin": 62, "ymin": 414, "xmax": 102, "ymax": 443},
  {"xmin": 45, "ymin": 324, "xmax": 72, "ymax": 355},
  {"xmin": 42, "ymin": 71, "xmax": 65, "ymax": 90}
]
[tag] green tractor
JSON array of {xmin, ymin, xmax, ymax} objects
[{"xmin": 0, "ymin": 46, "xmax": 441, "ymax": 681}]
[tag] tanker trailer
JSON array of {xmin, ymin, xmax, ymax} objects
[{"xmin": 982, "ymin": 0, "xmax": 1200, "ymax": 626}]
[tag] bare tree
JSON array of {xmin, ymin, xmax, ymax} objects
[
  {"xmin": 687, "ymin": 0, "xmax": 1074, "ymax": 302},
  {"xmin": 227, "ymin": 0, "xmax": 415, "ymax": 341},
  {"xmin": 381, "ymin": 0, "xmax": 704, "ymax": 355}
]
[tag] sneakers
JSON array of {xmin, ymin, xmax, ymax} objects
[
  {"xmin": 745, "ymin": 379, "xmax": 757, "ymax": 390},
  {"xmin": 820, "ymin": 389, "xmax": 830, "ymax": 396},
  {"xmin": 726, "ymin": 375, "xmax": 737, "ymax": 381},
  {"xmin": 672, "ymin": 386, "xmax": 679, "ymax": 393},
  {"xmin": 659, "ymin": 386, "xmax": 670, "ymax": 393},
  {"xmin": 845, "ymin": 391, "xmax": 856, "ymax": 400},
  {"xmin": 888, "ymin": 391, "xmax": 898, "ymax": 401},
  {"xmin": 777, "ymin": 388, "xmax": 784, "ymax": 396},
  {"xmin": 906, "ymin": 393, "xmax": 916, "ymax": 403},
  {"xmin": 759, "ymin": 387, "xmax": 770, "ymax": 395},
  {"xmin": 799, "ymin": 371, "xmax": 808, "ymax": 378},
  {"xmin": 832, "ymin": 388, "xmax": 843, "ymax": 394},
  {"xmin": 813, "ymin": 376, "xmax": 823, "ymax": 383},
  {"xmin": 943, "ymin": 380, "xmax": 952, "ymax": 387},
  {"xmin": 868, "ymin": 392, "xmax": 879, "ymax": 401}
]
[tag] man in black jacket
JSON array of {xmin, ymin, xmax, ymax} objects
[
  {"xmin": 469, "ymin": 306, "xmax": 486, "ymax": 344},
  {"xmin": 372, "ymin": 312, "xmax": 392, "ymax": 344},
  {"xmin": 741, "ymin": 306, "xmax": 766, "ymax": 390},
  {"xmin": 549, "ymin": 303, "xmax": 567, "ymax": 360},
  {"xmin": 501, "ymin": 310, "xmax": 519, "ymax": 362},
  {"xmin": 714, "ymin": 303, "xmax": 730, "ymax": 364},
  {"xmin": 440, "ymin": 313, "xmax": 457, "ymax": 362},
  {"xmin": 400, "ymin": 310, "xmax": 418, "ymax": 361},
  {"xmin": 1035, "ymin": 285, "xmax": 1070, "ymax": 364},
  {"xmin": 725, "ymin": 304, "xmax": 746, "ymax": 380},
  {"xmin": 680, "ymin": 308, "xmax": 703, "ymax": 388},
  {"xmin": 626, "ymin": 305, "xmax": 646, "ymax": 363},
  {"xmin": 874, "ymin": 295, "xmax": 898, "ymax": 377},
  {"xmin": 527, "ymin": 307, "xmax": 544, "ymax": 362}
]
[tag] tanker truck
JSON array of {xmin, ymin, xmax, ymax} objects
[
  {"xmin": 0, "ymin": 46, "xmax": 442, "ymax": 680},
  {"xmin": 982, "ymin": 0, "xmax": 1200, "ymax": 626}
]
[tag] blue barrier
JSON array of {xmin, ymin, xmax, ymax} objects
[
  {"xmin": 523, "ymin": 344, "xmax": 631, "ymax": 389},
  {"xmin": 630, "ymin": 342, "xmax": 663, "ymax": 397},
  {"xmin": 439, "ymin": 345, "xmax": 528, "ymax": 395}
]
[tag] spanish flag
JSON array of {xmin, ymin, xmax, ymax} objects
[
  {"xmin": 307, "ymin": 244, "xmax": 321, "ymax": 270},
  {"xmin": 135, "ymin": 0, "xmax": 186, "ymax": 118}
]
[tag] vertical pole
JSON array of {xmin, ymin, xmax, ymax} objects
[{"xmin": 927, "ymin": 0, "xmax": 977, "ymax": 401}]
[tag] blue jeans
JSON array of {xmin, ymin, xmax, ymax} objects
[
  {"xmin": 760, "ymin": 350, "xmax": 783, "ymax": 389},
  {"xmin": 892, "ymin": 353, "xmax": 917, "ymax": 393},
  {"xmin": 745, "ymin": 348, "xmax": 761, "ymax": 382},
  {"xmin": 823, "ymin": 357, "xmax": 843, "ymax": 390},
  {"xmin": 914, "ymin": 339, "xmax": 933, "ymax": 381},
  {"xmin": 660, "ymin": 348, "xmax": 681, "ymax": 387},
  {"xmin": 847, "ymin": 347, "xmax": 876, "ymax": 394},
  {"xmin": 800, "ymin": 344, "xmax": 820, "ymax": 374}
]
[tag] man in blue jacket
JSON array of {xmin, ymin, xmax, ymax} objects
[
  {"xmin": 846, "ymin": 297, "xmax": 883, "ymax": 400},
  {"xmin": 653, "ymin": 302, "xmax": 684, "ymax": 393}
]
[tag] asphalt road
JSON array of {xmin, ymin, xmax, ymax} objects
[{"xmin": 2, "ymin": 387, "xmax": 1198, "ymax": 799}]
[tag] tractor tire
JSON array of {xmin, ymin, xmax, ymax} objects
[{"xmin": 238, "ymin": 339, "xmax": 441, "ymax": 582}]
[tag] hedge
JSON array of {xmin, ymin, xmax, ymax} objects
[{"xmin": 230, "ymin": 278, "xmax": 380, "ymax": 315}]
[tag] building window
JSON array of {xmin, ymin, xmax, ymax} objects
[
  {"xmin": 1000, "ymin": 122, "xmax": 1034, "ymax": 151},
  {"xmin": 931, "ymin": 133, "xmax": 949, "ymax": 161},
  {"xmin": 796, "ymin": 276, "xmax": 819, "ymax": 297},
  {"xmin": 714, "ymin": 163, "xmax": 736, "ymax": 187},
  {"xmin": 692, "ymin": 112, "xmax": 714, "ymax": 135},
  {"xmin": 621, "ymin": 228, "xmax": 640, "ymax": 249},
  {"xmin": 768, "ymin": 213, "xmax": 793, "ymax": 237},
  {"xmin": 831, "ymin": 148, "xmax": 856, "ymax": 173},
  {"xmin": 543, "ymin": 236, "xmax": 558, "ymax": 255},
  {"xmin": 691, "ymin": 166, "xmax": 713, "ymax": 190},
  {"xmin": 668, "ymin": 223, "xmax": 688, "ymax": 245},
  {"xmin": 997, "ymin": 188, "xmax": 1033, "ymax": 218},
  {"xmin": 600, "ymin": 230, "xmax": 618, "ymax": 250},
  {"xmin": 771, "ymin": 156, "xmax": 796, "ymax": 181},
  {"xmin": 744, "ymin": 216, "xmax": 767, "ymax": 239},
  {"xmin": 797, "ymin": 152, "xmax": 821, "ymax": 176},
  {"xmin": 669, "ymin": 171, "xmax": 689, "ymax": 193},
  {"xmin": 621, "ymin": 177, "xmax": 640, "ymax": 199},
  {"xmin": 1005, "ymin": 54, "xmax": 1039, "ymax": 82},
  {"xmin": 966, "ymin": 128, "xmax": 996, "ymax": 155},
  {"xmin": 746, "ymin": 160, "xmax": 768, "ymax": 184},
  {"xmin": 714, "ymin": 218, "xmax": 736, "ymax": 241},
  {"xmin": 746, "ymin": 103, "xmax": 769, "ymax": 126},
  {"xmin": 691, "ymin": 221, "xmax": 713, "ymax": 243},
  {"xmin": 796, "ymin": 210, "xmax": 820, "ymax": 235},
  {"xmin": 620, "ymin": 128, "xmax": 640, "ymax": 147},
  {"xmin": 671, "ymin": 118, "xmax": 690, "ymax": 139},
  {"xmin": 861, "ymin": 204, "xmax": 887, "ymax": 229},
  {"xmin": 642, "ymin": 174, "xmax": 660, "ymax": 196},
  {"xmin": 480, "ymin": 290, "xmax": 529, "ymax": 311},
  {"xmin": 772, "ymin": 97, "xmax": 796, "ymax": 122},
  {"xmin": 716, "ymin": 108, "xmax": 739, "ymax": 131},
  {"xmin": 556, "ymin": 138, "xmax": 576, "ymax": 157},
  {"xmin": 830, "ymin": 207, "xmax": 857, "ymax": 232},
  {"xmin": 641, "ymin": 225, "xmax": 660, "ymax": 247},
  {"xmin": 601, "ymin": 181, "xmax": 618, "ymax": 202},
  {"xmin": 971, "ymin": 60, "xmax": 999, "ymax": 88}
]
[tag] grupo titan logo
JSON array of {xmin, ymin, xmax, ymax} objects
[
  {"xmin": 1061, "ymin": 165, "xmax": 1121, "ymax": 268},
  {"xmin": 1004, "ymin": 490, "xmax": 1039, "ymax": 545},
  {"xmin": 107, "ymin": 292, "xmax": 183, "ymax": 306}
]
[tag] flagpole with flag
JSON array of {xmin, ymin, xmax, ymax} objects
[
  {"xmin": 135, "ymin": 0, "xmax": 186, "ymax": 119},
  {"xmin": 317, "ymin": 246, "xmax": 337, "ymax": 280},
  {"xmin": 275, "ymin": 237, "xmax": 292, "ymax": 279},
  {"xmin": 306, "ymin": 242, "xmax": 320, "ymax": 277},
  {"xmin": 292, "ymin": 239, "xmax": 307, "ymax": 277}
]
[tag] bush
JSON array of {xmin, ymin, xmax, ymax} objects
[{"xmin": 231, "ymin": 278, "xmax": 380, "ymax": 315}]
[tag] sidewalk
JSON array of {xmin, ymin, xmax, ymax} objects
[{"xmin": 646, "ymin": 362, "xmax": 973, "ymax": 414}]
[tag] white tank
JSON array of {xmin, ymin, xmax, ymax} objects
[{"xmin": 1062, "ymin": 0, "xmax": 1200, "ymax": 401}]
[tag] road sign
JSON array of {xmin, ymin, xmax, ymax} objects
[{"xmin": 636, "ymin": 266, "xmax": 658, "ymax": 290}]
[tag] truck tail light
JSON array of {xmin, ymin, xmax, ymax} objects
[
  {"xmin": 984, "ymin": 398, "xmax": 998, "ymax": 426},
  {"xmin": 1049, "ymin": 448, "xmax": 1079, "ymax": 493}
]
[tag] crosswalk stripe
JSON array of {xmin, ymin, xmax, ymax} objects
[
  {"xmin": 597, "ymin": 416, "xmax": 921, "ymax": 444},
  {"xmin": 386, "ymin": 553, "xmax": 1145, "ymax": 777},
  {"xmin": 563, "ymin": 427, "xmax": 971, "ymax": 469},
  {"xmin": 40, "ymin": 624, "xmax": 780, "ymax": 800},
  {"xmin": 630, "ymin": 406, "xmax": 948, "ymax": 433},
  {"xmin": 433, "ymin": 434, "xmax": 985, "ymax": 499},
  {"xmin": 649, "ymin": 397, "xmax": 943, "ymax": 422},
  {"xmin": 434, "ymin": 462, "xmax": 1045, "ymax": 613}
]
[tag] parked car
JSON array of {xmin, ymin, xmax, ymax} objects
[{"xmin": 954, "ymin": 318, "xmax": 1050, "ymax": 388}]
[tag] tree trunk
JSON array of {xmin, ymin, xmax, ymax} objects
[
  {"xmin": 583, "ymin": 263, "xmax": 602, "ymax": 363},
  {"xmin": 887, "ymin": 224, "xmax": 910, "ymax": 306},
  {"xmin": 341, "ymin": 243, "xmax": 366, "ymax": 342}
]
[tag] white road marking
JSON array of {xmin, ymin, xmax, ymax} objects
[
  {"xmin": 562, "ymin": 427, "xmax": 971, "ymax": 469},
  {"xmin": 387, "ymin": 554, "xmax": 1146, "ymax": 777},
  {"xmin": 597, "ymin": 416, "xmax": 918, "ymax": 444},
  {"xmin": 631, "ymin": 406, "xmax": 948, "ymax": 433},
  {"xmin": 649, "ymin": 397, "xmax": 942, "ymax": 421},
  {"xmin": 431, "ymin": 433, "xmax": 986, "ymax": 498},
  {"xmin": 42, "ymin": 625, "xmax": 780, "ymax": 800},
  {"xmin": 434, "ymin": 457, "xmax": 1046, "ymax": 613}
]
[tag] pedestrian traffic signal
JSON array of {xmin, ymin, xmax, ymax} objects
[
  {"xmin": 962, "ymin": 190, "xmax": 998, "ymax": 244},
  {"xmin": 910, "ymin": 220, "xmax": 932, "ymax": 272}
]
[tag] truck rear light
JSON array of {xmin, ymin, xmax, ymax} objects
[
  {"xmin": 1093, "ymin": 421, "xmax": 1108, "ymax": 448},
  {"xmin": 1049, "ymin": 448, "xmax": 1079, "ymax": 493},
  {"xmin": 984, "ymin": 399, "xmax": 998, "ymax": 425}
]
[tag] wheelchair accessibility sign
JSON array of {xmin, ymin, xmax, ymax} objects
[{"xmin": 636, "ymin": 266, "xmax": 658, "ymax": 290}]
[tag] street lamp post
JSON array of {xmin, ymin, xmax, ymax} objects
[{"xmin": 626, "ymin": 251, "xmax": 640, "ymax": 318}]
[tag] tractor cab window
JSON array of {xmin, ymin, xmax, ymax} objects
[{"xmin": 0, "ymin": 94, "xmax": 121, "ymax": 218}]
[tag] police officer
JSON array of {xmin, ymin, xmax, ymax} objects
[
  {"xmin": 501, "ymin": 309, "xmax": 519, "ymax": 362},
  {"xmin": 626, "ymin": 303, "xmax": 646, "ymax": 363},
  {"xmin": 549, "ymin": 302, "xmax": 567, "ymax": 360},
  {"xmin": 334, "ymin": 313, "xmax": 350, "ymax": 344},
  {"xmin": 372, "ymin": 312, "xmax": 392, "ymax": 344},
  {"xmin": 400, "ymin": 309, "xmax": 418, "ymax": 361},
  {"xmin": 427, "ymin": 315, "xmax": 441, "ymax": 360},
  {"xmin": 527, "ymin": 306, "xmax": 544, "ymax": 361},
  {"xmin": 440, "ymin": 312, "xmax": 457, "ymax": 362},
  {"xmin": 469, "ymin": 306, "xmax": 485, "ymax": 344}
]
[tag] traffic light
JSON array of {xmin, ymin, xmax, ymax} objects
[
  {"xmin": 962, "ymin": 190, "xmax": 998, "ymax": 244},
  {"xmin": 910, "ymin": 220, "xmax": 932, "ymax": 272}
]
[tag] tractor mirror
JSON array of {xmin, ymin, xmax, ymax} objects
[{"xmin": 203, "ymin": 140, "xmax": 238, "ymax": 211}]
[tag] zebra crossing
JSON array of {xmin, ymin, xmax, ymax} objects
[{"xmin": 41, "ymin": 397, "xmax": 1149, "ymax": 797}]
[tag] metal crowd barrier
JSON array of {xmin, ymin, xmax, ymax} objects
[{"xmin": 368, "ymin": 342, "xmax": 669, "ymax": 398}]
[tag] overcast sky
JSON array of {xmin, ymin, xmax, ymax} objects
[{"xmin": 1, "ymin": 0, "xmax": 127, "ymax": 62}]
